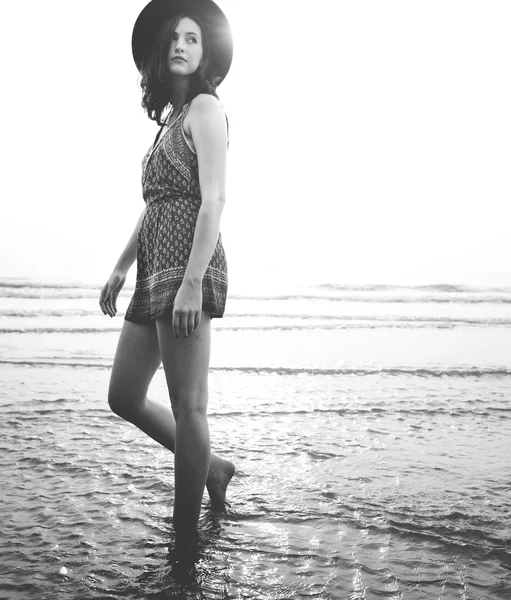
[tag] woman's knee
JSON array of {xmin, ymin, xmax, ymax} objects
[
  {"xmin": 108, "ymin": 320, "xmax": 160, "ymax": 418},
  {"xmin": 107, "ymin": 388, "xmax": 128, "ymax": 417},
  {"xmin": 108, "ymin": 386, "xmax": 144, "ymax": 420},
  {"xmin": 171, "ymin": 390, "xmax": 208, "ymax": 420}
]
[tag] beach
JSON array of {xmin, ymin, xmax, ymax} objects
[{"xmin": 1, "ymin": 278, "xmax": 510, "ymax": 599}]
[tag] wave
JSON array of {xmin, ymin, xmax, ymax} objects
[
  {"xmin": 0, "ymin": 308, "xmax": 97, "ymax": 318},
  {"xmin": 237, "ymin": 295, "xmax": 511, "ymax": 304},
  {"xmin": 232, "ymin": 314, "xmax": 511, "ymax": 326},
  {"xmin": 2, "ymin": 359, "xmax": 510, "ymax": 378},
  {"xmin": 2, "ymin": 291, "xmax": 510, "ymax": 303},
  {"xmin": 1, "ymin": 314, "xmax": 511, "ymax": 334},
  {"xmin": 1, "ymin": 279, "xmax": 511, "ymax": 303},
  {"xmin": 7, "ymin": 405, "xmax": 511, "ymax": 419},
  {"xmin": 0, "ymin": 327, "xmax": 123, "ymax": 334},
  {"xmin": 0, "ymin": 280, "xmax": 100, "ymax": 290},
  {"xmin": 0, "ymin": 324, "xmax": 503, "ymax": 334},
  {"xmin": 2, "ymin": 278, "xmax": 510, "ymax": 293},
  {"xmin": 0, "ymin": 288, "xmax": 118, "ymax": 300},
  {"xmin": 315, "ymin": 282, "xmax": 511, "ymax": 293}
]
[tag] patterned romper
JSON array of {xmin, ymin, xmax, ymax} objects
[{"xmin": 124, "ymin": 103, "xmax": 228, "ymax": 323}]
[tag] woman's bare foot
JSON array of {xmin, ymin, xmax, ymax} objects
[{"xmin": 206, "ymin": 456, "xmax": 235, "ymax": 510}]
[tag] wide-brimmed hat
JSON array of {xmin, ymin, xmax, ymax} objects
[{"xmin": 132, "ymin": 0, "xmax": 233, "ymax": 84}]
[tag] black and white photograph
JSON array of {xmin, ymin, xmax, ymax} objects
[{"xmin": 1, "ymin": 0, "xmax": 510, "ymax": 598}]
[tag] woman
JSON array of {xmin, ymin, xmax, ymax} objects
[{"xmin": 99, "ymin": 0, "xmax": 234, "ymax": 545}]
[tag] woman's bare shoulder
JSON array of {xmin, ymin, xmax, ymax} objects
[{"xmin": 188, "ymin": 94, "xmax": 224, "ymax": 119}]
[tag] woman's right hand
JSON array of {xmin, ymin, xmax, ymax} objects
[{"xmin": 99, "ymin": 270, "xmax": 126, "ymax": 317}]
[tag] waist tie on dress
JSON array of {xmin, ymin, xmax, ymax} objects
[{"xmin": 145, "ymin": 194, "xmax": 192, "ymax": 206}]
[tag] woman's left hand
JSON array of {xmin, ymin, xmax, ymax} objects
[{"xmin": 172, "ymin": 278, "xmax": 203, "ymax": 338}]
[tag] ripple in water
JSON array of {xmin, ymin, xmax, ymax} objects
[{"xmin": 1, "ymin": 366, "xmax": 511, "ymax": 599}]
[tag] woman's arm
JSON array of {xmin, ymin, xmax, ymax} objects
[
  {"xmin": 113, "ymin": 207, "xmax": 146, "ymax": 275},
  {"xmin": 172, "ymin": 93, "xmax": 228, "ymax": 337},
  {"xmin": 184, "ymin": 94, "xmax": 227, "ymax": 282},
  {"xmin": 99, "ymin": 207, "xmax": 146, "ymax": 317}
]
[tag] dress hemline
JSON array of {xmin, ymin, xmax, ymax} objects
[{"xmin": 124, "ymin": 303, "xmax": 223, "ymax": 324}]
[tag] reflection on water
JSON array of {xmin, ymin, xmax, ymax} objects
[{"xmin": 1, "ymin": 366, "xmax": 510, "ymax": 599}]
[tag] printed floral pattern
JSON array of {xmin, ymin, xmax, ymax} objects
[{"xmin": 125, "ymin": 110, "xmax": 228, "ymax": 322}]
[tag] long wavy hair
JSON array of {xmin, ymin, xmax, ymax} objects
[{"xmin": 140, "ymin": 14, "xmax": 220, "ymax": 125}]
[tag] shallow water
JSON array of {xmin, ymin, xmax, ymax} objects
[{"xmin": 1, "ymin": 280, "xmax": 511, "ymax": 598}]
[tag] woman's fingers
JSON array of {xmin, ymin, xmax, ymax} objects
[
  {"xmin": 100, "ymin": 274, "xmax": 125, "ymax": 318},
  {"xmin": 100, "ymin": 286, "xmax": 116, "ymax": 317},
  {"xmin": 172, "ymin": 310, "xmax": 181, "ymax": 338},
  {"xmin": 105, "ymin": 297, "xmax": 114, "ymax": 317},
  {"xmin": 172, "ymin": 309, "xmax": 201, "ymax": 338},
  {"xmin": 99, "ymin": 284, "xmax": 108, "ymax": 315},
  {"xmin": 187, "ymin": 313, "xmax": 196, "ymax": 337},
  {"xmin": 181, "ymin": 312, "xmax": 190, "ymax": 338}
]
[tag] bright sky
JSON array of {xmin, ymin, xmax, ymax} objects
[{"xmin": 1, "ymin": 1, "xmax": 510, "ymax": 291}]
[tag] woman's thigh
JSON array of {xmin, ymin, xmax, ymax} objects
[
  {"xmin": 108, "ymin": 319, "xmax": 162, "ymax": 410},
  {"xmin": 155, "ymin": 312, "xmax": 211, "ymax": 413}
]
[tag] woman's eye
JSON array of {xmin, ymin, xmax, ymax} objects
[{"xmin": 188, "ymin": 37, "xmax": 198, "ymax": 44}]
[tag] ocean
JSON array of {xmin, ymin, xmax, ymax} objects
[{"xmin": 0, "ymin": 277, "xmax": 510, "ymax": 599}]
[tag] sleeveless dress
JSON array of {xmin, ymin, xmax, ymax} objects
[{"xmin": 124, "ymin": 105, "xmax": 228, "ymax": 323}]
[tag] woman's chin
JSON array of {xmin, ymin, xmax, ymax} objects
[{"xmin": 169, "ymin": 62, "xmax": 190, "ymax": 76}]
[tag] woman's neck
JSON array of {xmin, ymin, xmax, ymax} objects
[{"xmin": 171, "ymin": 76, "xmax": 190, "ymax": 112}]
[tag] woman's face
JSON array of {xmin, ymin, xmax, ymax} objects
[{"xmin": 168, "ymin": 17, "xmax": 203, "ymax": 78}]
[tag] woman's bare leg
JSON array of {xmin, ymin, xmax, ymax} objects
[
  {"xmin": 155, "ymin": 313, "xmax": 213, "ymax": 543},
  {"xmin": 108, "ymin": 319, "xmax": 234, "ymax": 506}
]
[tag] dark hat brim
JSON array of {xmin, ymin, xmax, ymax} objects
[{"xmin": 132, "ymin": 0, "xmax": 233, "ymax": 84}]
